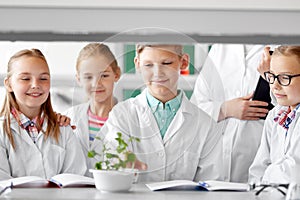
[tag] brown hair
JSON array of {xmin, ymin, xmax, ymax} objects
[
  {"xmin": 135, "ymin": 44, "xmax": 183, "ymax": 57},
  {"xmin": 76, "ymin": 43, "xmax": 119, "ymax": 73},
  {"xmin": 273, "ymin": 46, "xmax": 300, "ymax": 63},
  {"xmin": 0, "ymin": 49, "xmax": 60, "ymax": 149}
]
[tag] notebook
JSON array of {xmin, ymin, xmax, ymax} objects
[
  {"xmin": 0, "ymin": 173, "xmax": 95, "ymax": 188},
  {"xmin": 146, "ymin": 180, "xmax": 249, "ymax": 192}
]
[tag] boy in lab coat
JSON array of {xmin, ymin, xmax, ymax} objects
[{"xmin": 92, "ymin": 44, "xmax": 223, "ymax": 182}]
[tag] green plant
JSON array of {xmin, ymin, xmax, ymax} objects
[{"xmin": 88, "ymin": 132, "xmax": 140, "ymax": 170}]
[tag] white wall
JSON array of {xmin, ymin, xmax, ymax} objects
[{"xmin": 0, "ymin": 1, "xmax": 299, "ymax": 43}]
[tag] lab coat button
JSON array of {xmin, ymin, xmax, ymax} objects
[{"xmin": 158, "ymin": 152, "xmax": 164, "ymax": 157}]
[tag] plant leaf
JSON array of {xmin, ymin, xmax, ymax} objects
[
  {"xmin": 106, "ymin": 153, "xmax": 119, "ymax": 159},
  {"xmin": 95, "ymin": 162, "xmax": 103, "ymax": 170},
  {"xmin": 87, "ymin": 150, "xmax": 96, "ymax": 158},
  {"xmin": 127, "ymin": 153, "xmax": 136, "ymax": 162},
  {"xmin": 112, "ymin": 163, "xmax": 122, "ymax": 170},
  {"xmin": 92, "ymin": 132, "xmax": 140, "ymax": 171}
]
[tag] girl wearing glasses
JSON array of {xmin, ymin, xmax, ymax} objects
[{"xmin": 249, "ymin": 46, "xmax": 300, "ymax": 184}]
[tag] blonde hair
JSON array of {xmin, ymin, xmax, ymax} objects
[
  {"xmin": 135, "ymin": 44, "xmax": 183, "ymax": 57},
  {"xmin": 273, "ymin": 46, "xmax": 300, "ymax": 63},
  {"xmin": 76, "ymin": 43, "xmax": 119, "ymax": 73},
  {"xmin": 0, "ymin": 49, "xmax": 60, "ymax": 149}
]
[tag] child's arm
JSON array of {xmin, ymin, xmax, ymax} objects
[
  {"xmin": 0, "ymin": 131, "xmax": 13, "ymax": 180},
  {"xmin": 248, "ymin": 115, "xmax": 273, "ymax": 183},
  {"xmin": 60, "ymin": 126, "xmax": 87, "ymax": 175},
  {"xmin": 0, "ymin": 150, "xmax": 13, "ymax": 181},
  {"xmin": 55, "ymin": 112, "xmax": 76, "ymax": 129},
  {"xmin": 258, "ymin": 126, "xmax": 300, "ymax": 184}
]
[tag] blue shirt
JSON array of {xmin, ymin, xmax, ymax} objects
[{"xmin": 146, "ymin": 90, "xmax": 182, "ymax": 138}]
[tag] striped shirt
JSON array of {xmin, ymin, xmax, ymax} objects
[
  {"xmin": 11, "ymin": 108, "xmax": 44, "ymax": 143},
  {"xmin": 274, "ymin": 104, "xmax": 300, "ymax": 136},
  {"xmin": 88, "ymin": 108, "xmax": 107, "ymax": 144}
]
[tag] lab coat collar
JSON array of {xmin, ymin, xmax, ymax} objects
[
  {"xmin": 9, "ymin": 115, "xmax": 47, "ymax": 147},
  {"xmin": 271, "ymin": 105, "xmax": 300, "ymax": 153},
  {"xmin": 137, "ymin": 88, "xmax": 186, "ymax": 109},
  {"xmin": 136, "ymin": 89, "xmax": 192, "ymax": 145},
  {"xmin": 162, "ymin": 93, "xmax": 192, "ymax": 144},
  {"xmin": 132, "ymin": 89, "xmax": 164, "ymax": 145},
  {"xmin": 284, "ymin": 110, "xmax": 300, "ymax": 153},
  {"xmin": 146, "ymin": 89, "xmax": 182, "ymax": 113}
]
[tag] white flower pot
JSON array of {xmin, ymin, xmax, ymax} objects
[{"xmin": 89, "ymin": 169, "xmax": 134, "ymax": 192}]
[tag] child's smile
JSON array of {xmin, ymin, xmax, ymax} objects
[{"xmin": 270, "ymin": 54, "xmax": 300, "ymax": 110}]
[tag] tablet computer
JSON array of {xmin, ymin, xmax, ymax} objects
[{"xmin": 252, "ymin": 76, "xmax": 274, "ymax": 119}]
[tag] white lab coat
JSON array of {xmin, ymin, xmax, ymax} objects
[
  {"xmin": 0, "ymin": 115, "xmax": 87, "ymax": 181},
  {"xmin": 190, "ymin": 44, "xmax": 266, "ymax": 183},
  {"xmin": 92, "ymin": 89, "xmax": 223, "ymax": 183},
  {"xmin": 249, "ymin": 105, "xmax": 300, "ymax": 184},
  {"xmin": 65, "ymin": 102, "xmax": 99, "ymax": 177}
]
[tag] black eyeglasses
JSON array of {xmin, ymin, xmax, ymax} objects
[
  {"xmin": 249, "ymin": 182, "xmax": 289, "ymax": 196},
  {"xmin": 0, "ymin": 182, "xmax": 13, "ymax": 196},
  {"xmin": 264, "ymin": 71, "xmax": 300, "ymax": 86}
]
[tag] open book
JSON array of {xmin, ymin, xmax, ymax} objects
[
  {"xmin": 146, "ymin": 180, "xmax": 249, "ymax": 191},
  {"xmin": 0, "ymin": 173, "xmax": 95, "ymax": 188}
]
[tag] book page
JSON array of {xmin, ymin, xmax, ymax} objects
[
  {"xmin": 146, "ymin": 180, "xmax": 198, "ymax": 191},
  {"xmin": 50, "ymin": 173, "xmax": 95, "ymax": 187},
  {"xmin": 204, "ymin": 180, "xmax": 249, "ymax": 191},
  {"xmin": 0, "ymin": 176, "xmax": 48, "ymax": 188},
  {"xmin": 146, "ymin": 180, "xmax": 249, "ymax": 191}
]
